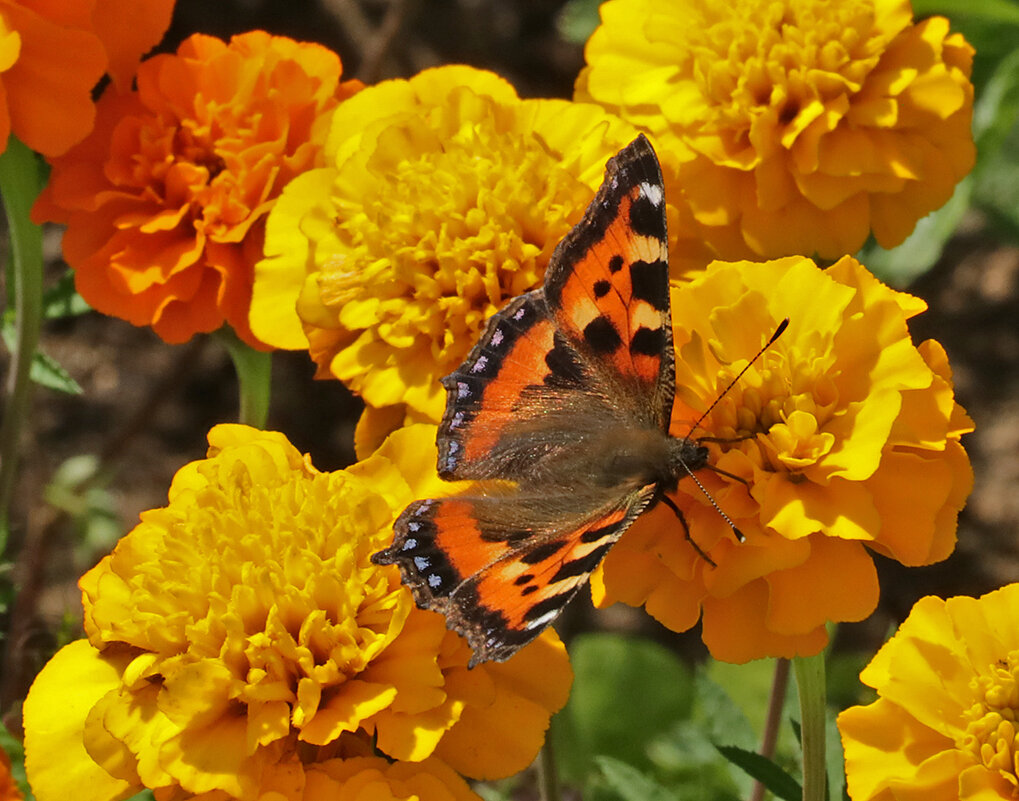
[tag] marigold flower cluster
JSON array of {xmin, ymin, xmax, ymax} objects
[
  {"xmin": 13, "ymin": 1, "xmax": 986, "ymax": 800},
  {"xmin": 23, "ymin": 425, "xmax": 571, "ymax": 801},
  {"xmin": 839, "ymin": 584, "xmax": 1019, "ymax": 801},
  {"xmin": 250, "ymin": 64, "xmax": 642, "ymax": 447},
  {"xmin": 592, "ymin": 255, "xmax": 972, "ymax": 663},
  {"xmin": 33, "ymin": 30, "xmax": 361, "ymax": 347},
  {"xmin": 577, "ymin": 0, "xmax": 976, "ymax": 261}
]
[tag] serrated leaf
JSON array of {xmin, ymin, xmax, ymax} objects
[
  {"xmin": 1, "ymin": 322, "xmax": 83, "ymax": 394},
  {"xmin": 30, "ymin": 348, "xmax": 83, "ymax": 394},
  {"xmin": 42, "ymin": 271, "xmax": 91, "ymax": 318},
  {"xmin": 715, "ymin": 745, "xmax": 802, "ymax": 801},
  {"xmin": 594, "ymin": 756, "xmax": 678, "ymax": 801}
]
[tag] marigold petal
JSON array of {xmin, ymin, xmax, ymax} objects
[
  {"xmin": 839, "ymin": 698, "xmax": 963, "ymax": 801},
  {"xmin": 91, "ymin": 0, "xmax": 174, "ymax": 88},
  {"xmin": 859, "ymin": 596, "xmax": 974, "ymax": 738},
  {"xmin": 24, "ymin": 640, "xmax": 138, "ymax": 801},
  {"xmin": 757, "ymin": 474, "xmax": 880, "ymax": 541},
  {"xmin": 0, "ymin": 3, "xmax": 106, "ymax": 157},
  {"xmin": 434, "ymin": 634, "xmax": 570, "ymax": 779},
  {"xmin": 305, "ymin": 757, "xmax": 482, "ymax": 801},
  {"xmin": 765, "ymin": 537, "xmax": 878, "ymax": 635},
  {"xmin": 700, "ymin": 580, "xmax": 829, "ymax": 663}
]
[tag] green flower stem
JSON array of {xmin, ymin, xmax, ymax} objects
[
  {"xmin": 539, "ymin": 719, "xmax": 562, "ymax": 801},
  {"xmin": 793, "ymin": 653, "xmax": 827, "ymax": 801},
  {"xmin": 214, "ymin": 327, "xmax": 272, "ymax": 429},
  {"xmin": 0, "ymin": 136, "xmax": 44, "ymax": 553}
]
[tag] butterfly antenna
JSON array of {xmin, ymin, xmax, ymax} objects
[
  {"xmin": 688, "ymin": 318, "xmax": 789, "ymax": 437},
  {"xmin": 673, "ymin": 461, "xmax": 745, "ymax": 543}
]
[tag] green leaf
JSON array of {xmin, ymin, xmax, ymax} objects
[
  {"xmin": 592, "ymin": 756, "xmax": 678, "ymax": 801},
  {"xmin": 715, "ymin": 745, "xmax": 802, "ymax": 801},
  {"xmin": 42, "ymin": 270, "xmax": 90, "ymax": 319},
  {"xmin": 912, "ymin": 0, "xmax": 1019, "ymax": 25},
  {"xmin": 1, "ymin": 322, "xmax": 83, "ymax": 394},
  {"xmin": 556, "ymin": 0, "xmax": 602, "ymax": 44},
  {"xmin": 692, "ymin": 668, "xmax": 758, "ymax": 750},
  {"xmin": 557, "ymin": 633, "xmax": 694, "ymax": 782},
  {"xmin": 0, "ymin": 723, "xmax": 30, "ymax": 799}
]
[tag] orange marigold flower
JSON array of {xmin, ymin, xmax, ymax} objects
[
  {"xmin": 591, "ymin": 255, "xmax": 973, "ymax": 663},
  {"xmin": 22, "ymin": 425, "xmax": 570, "ymax": 801},
  {"xmin": 0, "ymin": 746, "xmax": 22, "ymax": 801},
  {"xmin": 250, "ymin": 65, "xmax": 641, "ymax": 442},
  {"xmin": 838, "ymin": 584, "xmax": 1019, "ymax": 801},
  {"xmin": 32, "ymin": 30, "xmax": 361, "ymax": 347},
  {"xmin": 0, "ymin": 1, "xmax": 107, "ymax": 156},
  {"xmin": 576, "ymin": 0, "xmax": 976, "ymax": 261}
]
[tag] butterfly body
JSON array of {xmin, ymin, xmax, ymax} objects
[{"xmin": 373, "ymin": 135, "xmax": 710, "ymax": 665}]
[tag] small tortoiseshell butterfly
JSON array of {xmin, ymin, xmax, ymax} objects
[{"xmin": 373, "ymin": 135, "xmax": 733, "ymax": 666}]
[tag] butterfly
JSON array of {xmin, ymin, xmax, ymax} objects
[{"xmin": 373, "ymin": 134, "xmax": 735, "ymax": 666}]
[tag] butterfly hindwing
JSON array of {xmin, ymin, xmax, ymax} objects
[
  {"xmin": 381, "ymin": 485, "xmax": 658, "ymax": 665},
  {"xmin": 544, "ymin": 136, "xmax": 674, "ymax": 429}
]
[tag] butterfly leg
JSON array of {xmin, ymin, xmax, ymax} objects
[
  {"xmin": 660, "ymin": 493, "xmax": 717, "ymax": 568},
  {"xmin": 703, "ymin": 462, "xmax": 750, "ymax": 487}
]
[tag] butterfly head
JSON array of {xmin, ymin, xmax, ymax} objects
[{"xmin": 664, "ymin": 435, "xmax": 710, "ymax": 485}]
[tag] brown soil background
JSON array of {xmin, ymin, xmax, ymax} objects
[{"xmin": 2, "ymin": 0, "xmax": 1017, "ymax": 714}]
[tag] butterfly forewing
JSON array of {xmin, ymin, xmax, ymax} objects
[
  {"xmin": 372, "ymin": 134, "xmax": 682, "ymax": 665},
  {"xmin": 543, "ymin": 137, "xmax": 674, "ymax": 430}
]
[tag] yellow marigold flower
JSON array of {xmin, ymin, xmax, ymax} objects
[
  {"xmin": 591, "ymin": 255, "xmax": 973, "ymax": 663},
  {"xmin": 250, "ymin": 64, "xmax": 641, "ymax": 437},
  {"xmin": 576, "ymin": 0, "xmax": 976, "ymax": 261},
  {"xmin": 23, "ymin": 425, "xmax": 571, "ymax": 801},
  {"xmin": 838, "ymin": 584, "xmax": 1019, "ymax": 801},
  {"xmin": 32, "ymin": 31, "xmax": 361, "ymax": 347}
]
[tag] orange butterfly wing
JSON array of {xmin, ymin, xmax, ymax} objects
[{"xmin": 373, "ymin": 135, "xmax": 677, "ymax": 664}]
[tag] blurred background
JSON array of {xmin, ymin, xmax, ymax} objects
[{"xmin": 2, "ymin": 0, "xmax": 1017, "ymax": 754}]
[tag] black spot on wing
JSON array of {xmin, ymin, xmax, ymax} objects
[
  {"xmin": 608, "ymin": 254, "xmax": 625, "ymax": 274},
  {"xmin": 521, "ymin": 585, "xmax": 538, "ymax": 596},
  {"xmin": 583, "ymin": 316, "xmax": 623, "ymax": 353},
  {"xmin": 549, "ymin": 541, "xmax": 614, "ymax": 584},
  {"xmin": 630, "ymin": 326, "xmax": 664, "ymax": 357},
  {"xmin": 628, "ymin": 191, "xmax": 664, "ymax": 239},
  {"xmin": 514, "ymin": 573, "xmax": 535, "ymax": 586},
  {"xmin": 629, "ymin": 260, "xmax": 669, "ymax": 311},
  {"xmin": 593, "ymin": 279, "xmax": 612, "ymax": 298},
  {"xmin": 520, "ymin": 539, "xmax": 568, "ymax": 565},
  {"xmin": 544, "ymin": 331, "xmax": 586, "ymax": 389}
]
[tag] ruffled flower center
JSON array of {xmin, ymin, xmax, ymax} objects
[
  {"xmin": 661, "ymin": 0, "xmax": 893, "ymax": 138},
  {"xmin": 960, "ymin": 650, "xmax": 1019, "ymax": 788},
  {"xmin": 96, "ymin": 456, "xmax": 404, "ymax": 738},
  {"xmin": 323, "ymin": 93, "xmax": 591, "ymax": 362},
  {"xmin": 702, "ymin": 350, "xmax": 837, "ymax": 474}
]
